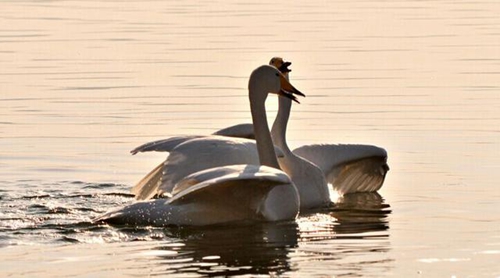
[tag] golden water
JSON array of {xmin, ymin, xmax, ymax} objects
[{"xmin": 1, "ymin": 1, "xmax": 499, "ymax": 276}]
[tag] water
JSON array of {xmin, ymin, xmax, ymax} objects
[{"xmin": 1, "ymin": 0, "xmax": 499, "ymax": 276}]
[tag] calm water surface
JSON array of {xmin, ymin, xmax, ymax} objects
[{"xmin": 1, "ymin": 0, "xmax": 499, "ymax": 277}]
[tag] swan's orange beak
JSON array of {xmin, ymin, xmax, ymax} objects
[{"xmin": 278, "ymin": 72, "xmax": 305, "ymax": 103}]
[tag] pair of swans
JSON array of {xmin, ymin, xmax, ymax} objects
[
  {"xmin": 96, "ymin": 65, "xmax": 304, "ymax": 225},
  {"xmin": 96, "ymin": 59, "xmax": 389, "ymax": 226},
  {"xmin": 129, "ymin": 58, "xmax": 388, "ymax": 207}
]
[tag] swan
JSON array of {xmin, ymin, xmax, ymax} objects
[
  {"xmin": 94, "ymin": 65, "xmax": 302, "ymax": 226},
  {"xmin": 218, "ymin": 58, "xmax": 389, "ymax": 195}
]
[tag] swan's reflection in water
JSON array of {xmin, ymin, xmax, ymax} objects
[
  {"xmin": 152, "ymin": 222, "xmax": 298, "ymax": 276},
  {"xmin": 294, "ymin": 192, "xmax": 392, "ymax": 276},
  {"xmin": 146, "ymin": 192, "xmax": 391, "ymax": 276},
  {"xmin": 327, "ymin": 192, "xmax": 391, "ymax": 236}
]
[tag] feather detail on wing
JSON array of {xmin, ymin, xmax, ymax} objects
[
  {"xmin": 131, "ymin": 162, "xmax": 164, "ymax": 200},
  {"xmin": 130, "ymin": 135, "xmax": 203, "ymax": 155},
  {"xmin": 212, "ymin": 123, "xmax": 255, "ymax": 139},
  {"xmin": 293, "ymin": 144, "xmax": 389, "ymax": 195}
]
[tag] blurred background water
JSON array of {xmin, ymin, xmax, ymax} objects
[{"xmin": 0, "ymin": 0, "xmax": 499, "ymax": 277}]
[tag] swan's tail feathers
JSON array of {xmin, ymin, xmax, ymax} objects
[
  {"xmin": 212, "ymin": 123, "xmax": 255, "ymax": 139},
  {"xmin": 131, "ymin": 162, "xmax": 164, "ymax": 200},
  {"xmin": 130, "ymin": 135, "xmax": 203, "ymax": 155},
  {"xmin": 329, "ymin": 156, "xmax": 389, "ymax": 195}
]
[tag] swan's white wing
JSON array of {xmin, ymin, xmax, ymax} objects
[
  {"xmin": 131, "ymin": 136, "xmax": 286, "ymax": 200},
  {"xmin": 293, "ymin": 144, "xmax": 389, "ymax": 195},
  {"xmin": 171, "ymin": 164, "xmax": 248, "ymax": 195},
  {"xmin": 130, "ymin": 135, "xmax": 203, "ymax": 155},
  {"xmin": 131, "ymin": 134, "xmax": 284, "ymax": 157},
  {"xmin": 131, "ymin": 162, "xmax": 164, "ymax": 200},
  {"xmin": 158, "ymin": 136, "xmax": 261, "ymax": 195},
  {"xmin": 132, "ymin": 122, "xmax": 255, "ymax": 155},
  {"xmin": 169, "ymin": 165, "xmax": 290, "ymax": 204},
  {"xmin": 212, "ymin": 123, "xmax": 255, "ymax": 139}
]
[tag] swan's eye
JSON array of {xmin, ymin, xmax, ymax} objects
[{"xmin": 275, "ymin": 73, "xmax": 279, "ymax": 77}]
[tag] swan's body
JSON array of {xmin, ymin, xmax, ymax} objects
[
  {"xmin": 95, "ymin": 65, "xmax": 302, "ymax": 226},
  {"xmin": 99, "ymin": 165, "xmax": 297, "ymax": 226},
  {"xmin": 270, "ymin": 88, "xmax": 331, "ymax": 208},
  {"xmin": 217, "ymin": 58, "xmax": 389, "ymax": 196}
]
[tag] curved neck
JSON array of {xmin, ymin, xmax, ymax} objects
[
  {"xmin": 271, "ymin": 97, "xmax": 293, "ymax": 155},
  {"xmin": 250, "ymin": 93, "xmax": 281, "ymax": 169}
]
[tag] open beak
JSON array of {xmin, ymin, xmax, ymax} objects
[{"xmin": 278, "ymin": 72, "xmax": 305, "ymax": 103}]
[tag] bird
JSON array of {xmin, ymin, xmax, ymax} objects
[
  {"xmin": 217, "ymin": 57, "xmax": 389, "ymax": 196},
  {"xmin": 94, "ymin": 65, "xmax": 303, "ymax": 226}
]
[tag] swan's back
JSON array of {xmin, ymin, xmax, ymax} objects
[
  {"xmin": 95, "ymin": 165, "xmax": 299, "ymax": 226},
  {"xmin": 170, "ymin": 164, "xmax": 299, "ymax": 224}
]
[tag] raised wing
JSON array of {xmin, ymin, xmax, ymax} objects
[
  {"xmin": 132, "ymin": 123, "xmax": 255, "ymax": 155},
  {"xmin": 130, "ymin": 135, "xmax": 203, "ymax": 155},
  {"xmin": 212, "ymin": 123, "xmax": 255, "ymax": 139},
  {"xmin": 130, "ymin": 162, "xmax": 164, "ymax": 200},
  {"xmin": 130, "ymin": 136, "xmax": 286, "ymax": 200},
  {"xmin": 293, "ymin": 144, "xmax": 389, "ymax": 195}
]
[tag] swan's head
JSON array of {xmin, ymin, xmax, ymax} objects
[
  {"xmin": 249, "ymin": 65, "xmax": 305, "ymax": 104},
  {"xmin": 269, "ymin": 57, "xmax": 292, "ymax": 76}
]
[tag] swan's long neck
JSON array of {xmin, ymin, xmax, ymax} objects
[
  {"xmin": 271, "ymin": 96, "xmax": 293, "ymax": 155},
  {"xmin": 250, "ymin": 92, "xmax": 281, "ymax": 169},
  {"xmin": 271, "ymin": 71, "xmax": 292, "ymax": 155}
]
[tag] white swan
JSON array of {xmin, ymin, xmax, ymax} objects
[
  {"xmin": 218, "ymin": 58, "xmax": 389, "ymax": 195},
  {"xmin": 94, "ymin": 65, "xmax": 302, "ymax": 226}
]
